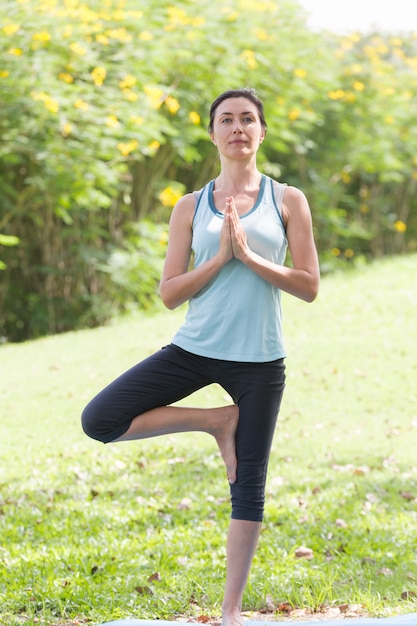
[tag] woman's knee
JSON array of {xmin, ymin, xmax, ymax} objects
[
  {"xmin": 81, "ymin": 395, "xmax": 127, "ymax": 443},
  {"xmin": 81, "ymin": 398, "xmax": 106, "ymax": 442}
]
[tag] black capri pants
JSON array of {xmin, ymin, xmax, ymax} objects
[{"xmin": 81, "ymin": 344, "xmax": 286, "ymax": 522}]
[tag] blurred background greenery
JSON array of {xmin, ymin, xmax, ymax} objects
[{"xmin": 1, "ymin": 0, "xmax": 416, "ymax": 342}]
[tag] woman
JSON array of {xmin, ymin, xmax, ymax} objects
[{"xmin": 82, "ymin": 88, "xmax": 320, "ymax": 626}]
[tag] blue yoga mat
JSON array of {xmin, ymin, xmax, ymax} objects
[{"xmin": 101, "ymin": 616, "xmax": 417, "ymax": 626}]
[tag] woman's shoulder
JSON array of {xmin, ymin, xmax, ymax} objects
[{"xmin": 268, "ymin": 180, "xmax": 310, "ymax": 224}]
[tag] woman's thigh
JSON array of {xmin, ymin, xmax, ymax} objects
[{"xmin": 81, "ymin": 345, "xmax": 212, "ymax": 443}]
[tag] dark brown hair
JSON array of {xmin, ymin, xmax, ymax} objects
[{"xmin": 208, "ymin": 88, "xmax": 267, "ymax": 134}]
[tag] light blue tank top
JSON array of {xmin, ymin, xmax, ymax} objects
[{"xmin": 171, "ymin": 175, "xmax": 288, "ymax": 362}]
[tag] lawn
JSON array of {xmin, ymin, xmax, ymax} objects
[{"xmin": 0, "ymin": 255, "xmax": 416, "ymax": 625}]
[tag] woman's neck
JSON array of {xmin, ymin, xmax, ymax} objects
[{"xmin": 215, "ymin": 162, "xmax": 262, "ymax": 195}]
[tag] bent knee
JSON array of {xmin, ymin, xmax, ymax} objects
[{"xmin": 81, "ymin": 400, "xmax": 121, "ymax": 444}]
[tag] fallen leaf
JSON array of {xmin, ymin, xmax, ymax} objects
[
  {"xmin": 265, "ymin": 594, "xmax": 275, "ymax": 610},
  {"xmin": 147, "ymin": 572, "xmax": 161, "ymax": 582},
  {"xmin": 294, "ymin": 546, "xmax": 313, "ymax": 559},
  {"xmin": 354, "ymin": 465, "xmax": 370, "ymax": 475},
  {"xmin": 277, "ymin": 602, "xmax": 292, "ymax": 613},
  {"xmin": 177, "ymin": 497, "xmax": 192, "ymax": 510},
  {"xmin": 335, "ymin": 518, "xmax": 348, "ymax": 528},
  {"xmin": 290, "ymin": 608, "xmax": 309, "ymax": 618},
  {"xmin": 134, "ymin": 585, "xmax": 153, "ymax": 595},
  {"xmin": 401, "ymin": 590, "xmax": 417, "ymax": 600},
  {"xmin": 377, "ymin": 567, "xmax": 393, "ymax": 577},
  {"xmin": 400, "ymin": 491, "xmax": 415, "ymax": 501}
]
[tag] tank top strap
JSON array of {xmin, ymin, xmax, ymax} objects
[
  {"xmin": 264, "ymin": 176, "xmax": 287, "ymax": 230},
  {"xmin": 192, "ymin": 181, "xmax": 212, "ymax": 221}
]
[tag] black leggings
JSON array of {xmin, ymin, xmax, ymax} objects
[{"xmin": 81, "ymin": 344, "xmax": 286, "ymax": 522}]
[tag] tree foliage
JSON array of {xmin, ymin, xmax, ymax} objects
[{"xmin": 1, "ymin": 0, "xmax": 416, "ymax": 341}]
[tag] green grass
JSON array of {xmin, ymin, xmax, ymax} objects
[{"xmin": 1, "ymin": 255, "xmax": 417, "ymax": 625}]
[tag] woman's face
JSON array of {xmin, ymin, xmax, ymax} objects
[{"xmin": 210, "ymin": 97, "xmax": 266, "ymax": 159}]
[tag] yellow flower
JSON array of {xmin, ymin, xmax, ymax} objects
[
  {"xmin": 254, "ymin": 28, "xmax": 268, "ymax": 41},
  {"xmin": 31, "ymin": 91, "xmax": 59, "ymax": 113},
  {"xmin": 61, "ymin": 122, "xmax": 72, "ymax": 137},
  {"xmin": 58, "ymin": 72, "xmax": 74, "ymax": 83},
  {"xmin": 144, "ymin": 85, "xmax": 164, "ymax": 109},
  {"xmin": 123, "ymin": 90, "xmax": 138, "ymax": 102},
  {"xmin": 341, "ymin": 171, "xmax": 351, "ymax": 184},
  {"xmin": 159, "ymin": 231, "xmax": 168, "ymax": 246},
  {"xmin": 44, "ymin": 96, "xmax": 59, "ymax": 113},
  {"xmin": 130, "ymin": 115, "xmax": 144, "ymax": 126},
  {"xmin": 0, "ymin": 70, "xmax": 10, "ymax": 78},
  {"xmin": 119, "ymin": 74, "xmax": 136, "ymax": 89},
  {"xmin": 240, "ymin": 49, "xmax": 257, "ymax": 70},
  {"xmin": 106, "ymin": 28, "xmax": 132, "ymax": 42},
  {"xmin": 353, "ymin": 81, "xmax": 365, "ymax": 91},
  {"xmin": 62, "ymin": 26, "xmax": 73, "ymax": 38},
  {"xmin": 344, "ymin": 248, "xmax": 355, "ymax": 258},
  {"xmin": 384, "ymin": 115, "xmax": 394, "ymax": 124},
  {"xmin": 96, "ymin": 34, "xmax": 109, "ymax": 45},
  {"xmin": 159, "ymin": 186, "xmax": 182, "ymax": 208},
  {"xmin": 394, "ymin": 220, "xmax": 407, "ymax": 233},
  {"xmin": 167, "ymin": 6, "xmax": 189, "ymax": 25},
  {"xmin": 189, "ymin": 111, "xmax": 200, "ymax": 125},
  {"xmin": 8, "ymin": 48, "xmax": 23, "ymax": 55},
  {"xmin": 288, "ymin": 109, "xmax": 300, "ymax": 121},
  {"xmin": 70, "ymin": 42, "xmax": 87, "ymax": 56},
  {"xmin": 91, "ymin": 66, "xmax": 106, "ymax": 86},
  {"xmin": 106, "ymin": 114, "xmax": 119, "ymax": 127},
  {"xmin": 331, "ymin": 248, "xmax": 341, "ymax": 257},
  {"xmin": 328, "ymin": 89, "xmax": 345, "ymax": 100},
  {"xmin": 294, "ymin": 68, "xmax": 307, "ymax": 78},
  {"xmin": 3, "ymin": 23, "xmax": 20, "ymax": 35},
  {"xmin": 165, "ymin": 95, "xmax": 180, "ymax": 114},
  {"xmin": 117, "ymin": 140, "xmax": 139, "ymax": 156},
  {"xmin": 139, "ymin": 30, "xmax": 153, "ymax": 41},
  {"xmin": 74, "ymin": 98, "xmax": 89, "ymax": 111},
  {"xmin": 148, "ymin": 140, "xmax": 160, "ymax": 151},
  {"xmin": 32, "ymin": 31, "xmax": 51, "ymax": 42},
  {"xmin": 344, "ymin": 92, "xmax": 356, "ymax": 103},
  {"xmin": 113, "ymin": 10, "xmax": 126, "ymax": 20}
]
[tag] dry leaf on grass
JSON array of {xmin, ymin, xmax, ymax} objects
[{"xmin": 294, "ymin": 546, "xmax": 314, "ymax": 559}]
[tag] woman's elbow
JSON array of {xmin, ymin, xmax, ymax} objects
[
  {"xmin": 159, "ymin": 283, "xmax": 181, "ymax": 310},
  {"xmin": 304, "ymin": 277, "xmax": 320, "ymax": 302}
]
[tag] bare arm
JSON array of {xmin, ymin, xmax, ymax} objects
[
  {"xmin": 228, "ymin": 186, "xmax": 320, "ymax": 302},
  {"xmin": 159, "ymin": 193, "xmax": 233, "ymax": 309}
]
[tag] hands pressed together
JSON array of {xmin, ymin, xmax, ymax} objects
[{"xmin": 219, "ymin": 196, "xmax": 250, "ymax": 264}]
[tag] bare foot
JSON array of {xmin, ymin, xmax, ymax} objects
[
  {"xmin": 222, "ymin": 608, "xmax": 244, "ymax": 626},
  {"xmin": 209, "ymin": 405, "xmax": 239, "ymax": 484}
]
